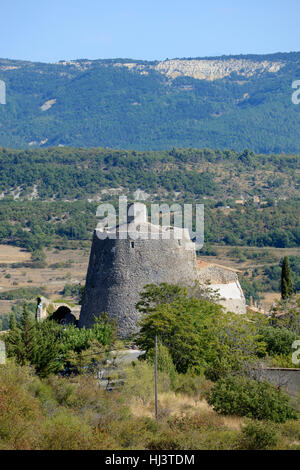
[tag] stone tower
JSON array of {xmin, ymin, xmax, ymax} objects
[{"xmin": 79, "ymin": 203, "xmax": 199, "ymax": 337}]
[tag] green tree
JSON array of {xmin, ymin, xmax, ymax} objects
[
  {"xmin": 136, "ymin": 283, "xmax": 188, "ymax": 314},
  {"xmin": 19, "ymin": 306, "xmax": 35, "ymax": 363},
  {"xmin": 6, "ymin": 306, "xmax": 35, "ymax": 365},
  {"xmin": 271, "ymin": 295, "xmax": 300, "ymax": 334},
  {"xmin": 6, "ymin": 309, "xmax": 114, "ymax": 377},
  {"xmin": 9, "ymin": 312, "xmax": 17, "ymax": 331},
  {"xmin": 146, "ymin": 341, "xmax": 177, "ymax": 385},
  {"xmin": 32, "ymin": 321, "xmax": 63, "ymax": 377},
  {"xmin": 6, "ymin": 313, "xmax": 22, "ymax": 357},
  {"xmin": 281, "ymin": 256, "xmax": 294, "ymax": 299},
  {"xmin": 258, "ymin": 325, "xmax": 298, "ymax": 356},
  {"xmin": 135, "ymin": 284, "xmax": 265, "ymax": 379},
  {"xmin": 30, "ymin": 249, "xmax": 47, "ymax": 268}
]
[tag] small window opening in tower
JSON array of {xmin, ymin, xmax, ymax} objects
[{"xmin": 130, "ymin": 241, "xmax": 135, "ymax": 248}]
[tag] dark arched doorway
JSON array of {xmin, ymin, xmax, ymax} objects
[{"xmin": 51, "ymin": 306, "xmax": 77, "ymax": 325}]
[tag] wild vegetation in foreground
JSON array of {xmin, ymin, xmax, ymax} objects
[
  {"xmin": 0, "ymin": 359, "xmax": 299, "ymax": 450},
  {"xmin": 0, "ymin": 283, "xmax": 299, "ymax": 450}
]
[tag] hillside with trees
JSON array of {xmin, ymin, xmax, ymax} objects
[
  {"xmin": 1, "ymin": 52, "xmax": 300, "ymax": 152},
  {"xmin": 0, "ymin": 146, "xmax": 298, "ymax": 252}
]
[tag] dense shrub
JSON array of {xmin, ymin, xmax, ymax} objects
[
  {"xmin": 238, "ymin": 420, "xmax": 279, "ymax": 450},
  {"xmin": 259, "ymin": 326, "xmax": 299, "ymax": 356},
  {"xmin": 207, "ymin": 375, "xmax": 298, "ymax": 423},
  {"xmin": 146, "ymin": 432, "xmax": 184, "ymax": 450},
  {"xmin": 39, "ymin": 410, "xmax": 99, "ymax": 450},
  {"xmin": 124, "ymin": 361, "xmax": 166, "ymax": 405},
  {"xmin": 61, "ymin": 283, "xmax": 84, "ymax": 302},
  {"xmin": 30, "ymin": 250, "xmax": 47, "ymax": 268},
  {"xmin": 146, "ymin": 342, "xmax": 177, "ymax": 386},
  {"xmin": 173, "ymin": 373, "xmax": 212, "ymax": 399},
  {"xmin": 0, "ymin": 362, "xmax": 42, "ymax": 449},
  {"xmin": 280, "ymin": 419, "xmax": 300, "ymax": 442},
  {"xmin": 167, "ymin": 412, "xmax": 225, "ymax": 432}
]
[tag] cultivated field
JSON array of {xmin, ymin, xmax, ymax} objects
[
  {"xmin": 0, "ymin": 243, "xmax": 298, "ymax": 317},
  {"xmin": 0, "ymin": 245, "xmax": 90, "ymax": 315}
]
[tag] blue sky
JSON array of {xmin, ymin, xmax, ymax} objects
[{"xmin": 1, "ymin": 0, "xmax": 299, "ymax": 62}]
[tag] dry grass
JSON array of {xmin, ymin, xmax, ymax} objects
[
  {"xmin": 0, "ymin": 245, "xmax": 31, "ymax": 263},
  {"xmin": 223, "ymin": 416, "xmax": 243, "ymax": 431},
  {"xmin": 130, "ymin": 389, "xmax": 244, "ymax": 435},
  {"xmin": 131, "ymin": 391, "xmax": 215, "ymax": 419}
]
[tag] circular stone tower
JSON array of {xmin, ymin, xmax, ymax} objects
[{"xmin": 79, "ymin": 203, "xmax": 199, "ymax": 337}]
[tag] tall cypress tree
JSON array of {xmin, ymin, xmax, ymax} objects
[
  {"xmin": 6, "ymin": 306, "xmax": 35, "ymax": 365},
  {"xmin": 20, "ymin": 305, "xmax": 35, "ymax": 364},
  {"xmin": 9, "ymin": 312, "xmax": 17, "ymax": 331},
  {"xmin": 281, "ymin": 256, "xmax": 294, "ymax": 300},
  {"xmin": 6, "ymin": 312, "xmax": 22, "ymax": 358}
]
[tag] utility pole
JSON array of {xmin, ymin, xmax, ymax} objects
[{"xmin": 155, "ymin": 334, "xmax": 158, "ymax": 420}]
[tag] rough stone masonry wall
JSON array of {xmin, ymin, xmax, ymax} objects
[
  {"xmin": 79, "ymin": 231, "xmax": 199, "ymax": 337},
  {"xmin": 253, "ymin": 368, "xmax": 300, "ymax": 398},
  {"xmin": 198, "ymin": 265, "xmax": 237, "ymax": 284}
]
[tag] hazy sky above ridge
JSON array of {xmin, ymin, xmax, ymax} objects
[{"xmin": 1, "ymin": 0, "xmax": 299, "ymax": 62}]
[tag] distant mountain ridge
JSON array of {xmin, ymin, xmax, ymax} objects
[
  {"xmin": 0, "ymin": 52, "xmax": 300, "ymax": 152},
  {"xmin": 113, "ymin": 57, "xmax": 284, "ymax": 80}
]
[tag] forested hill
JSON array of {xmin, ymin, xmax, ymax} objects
[
  {"xmin": 1, "ymin": 52, "xmax": 300, "ymax": 152},
  {"xmin": 0, "ymin": 147, "xmax": 299, "ymax": 251},
  {"xmin": 0, "ymin": 146, "xmax": 299, "ymax": 200}
]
